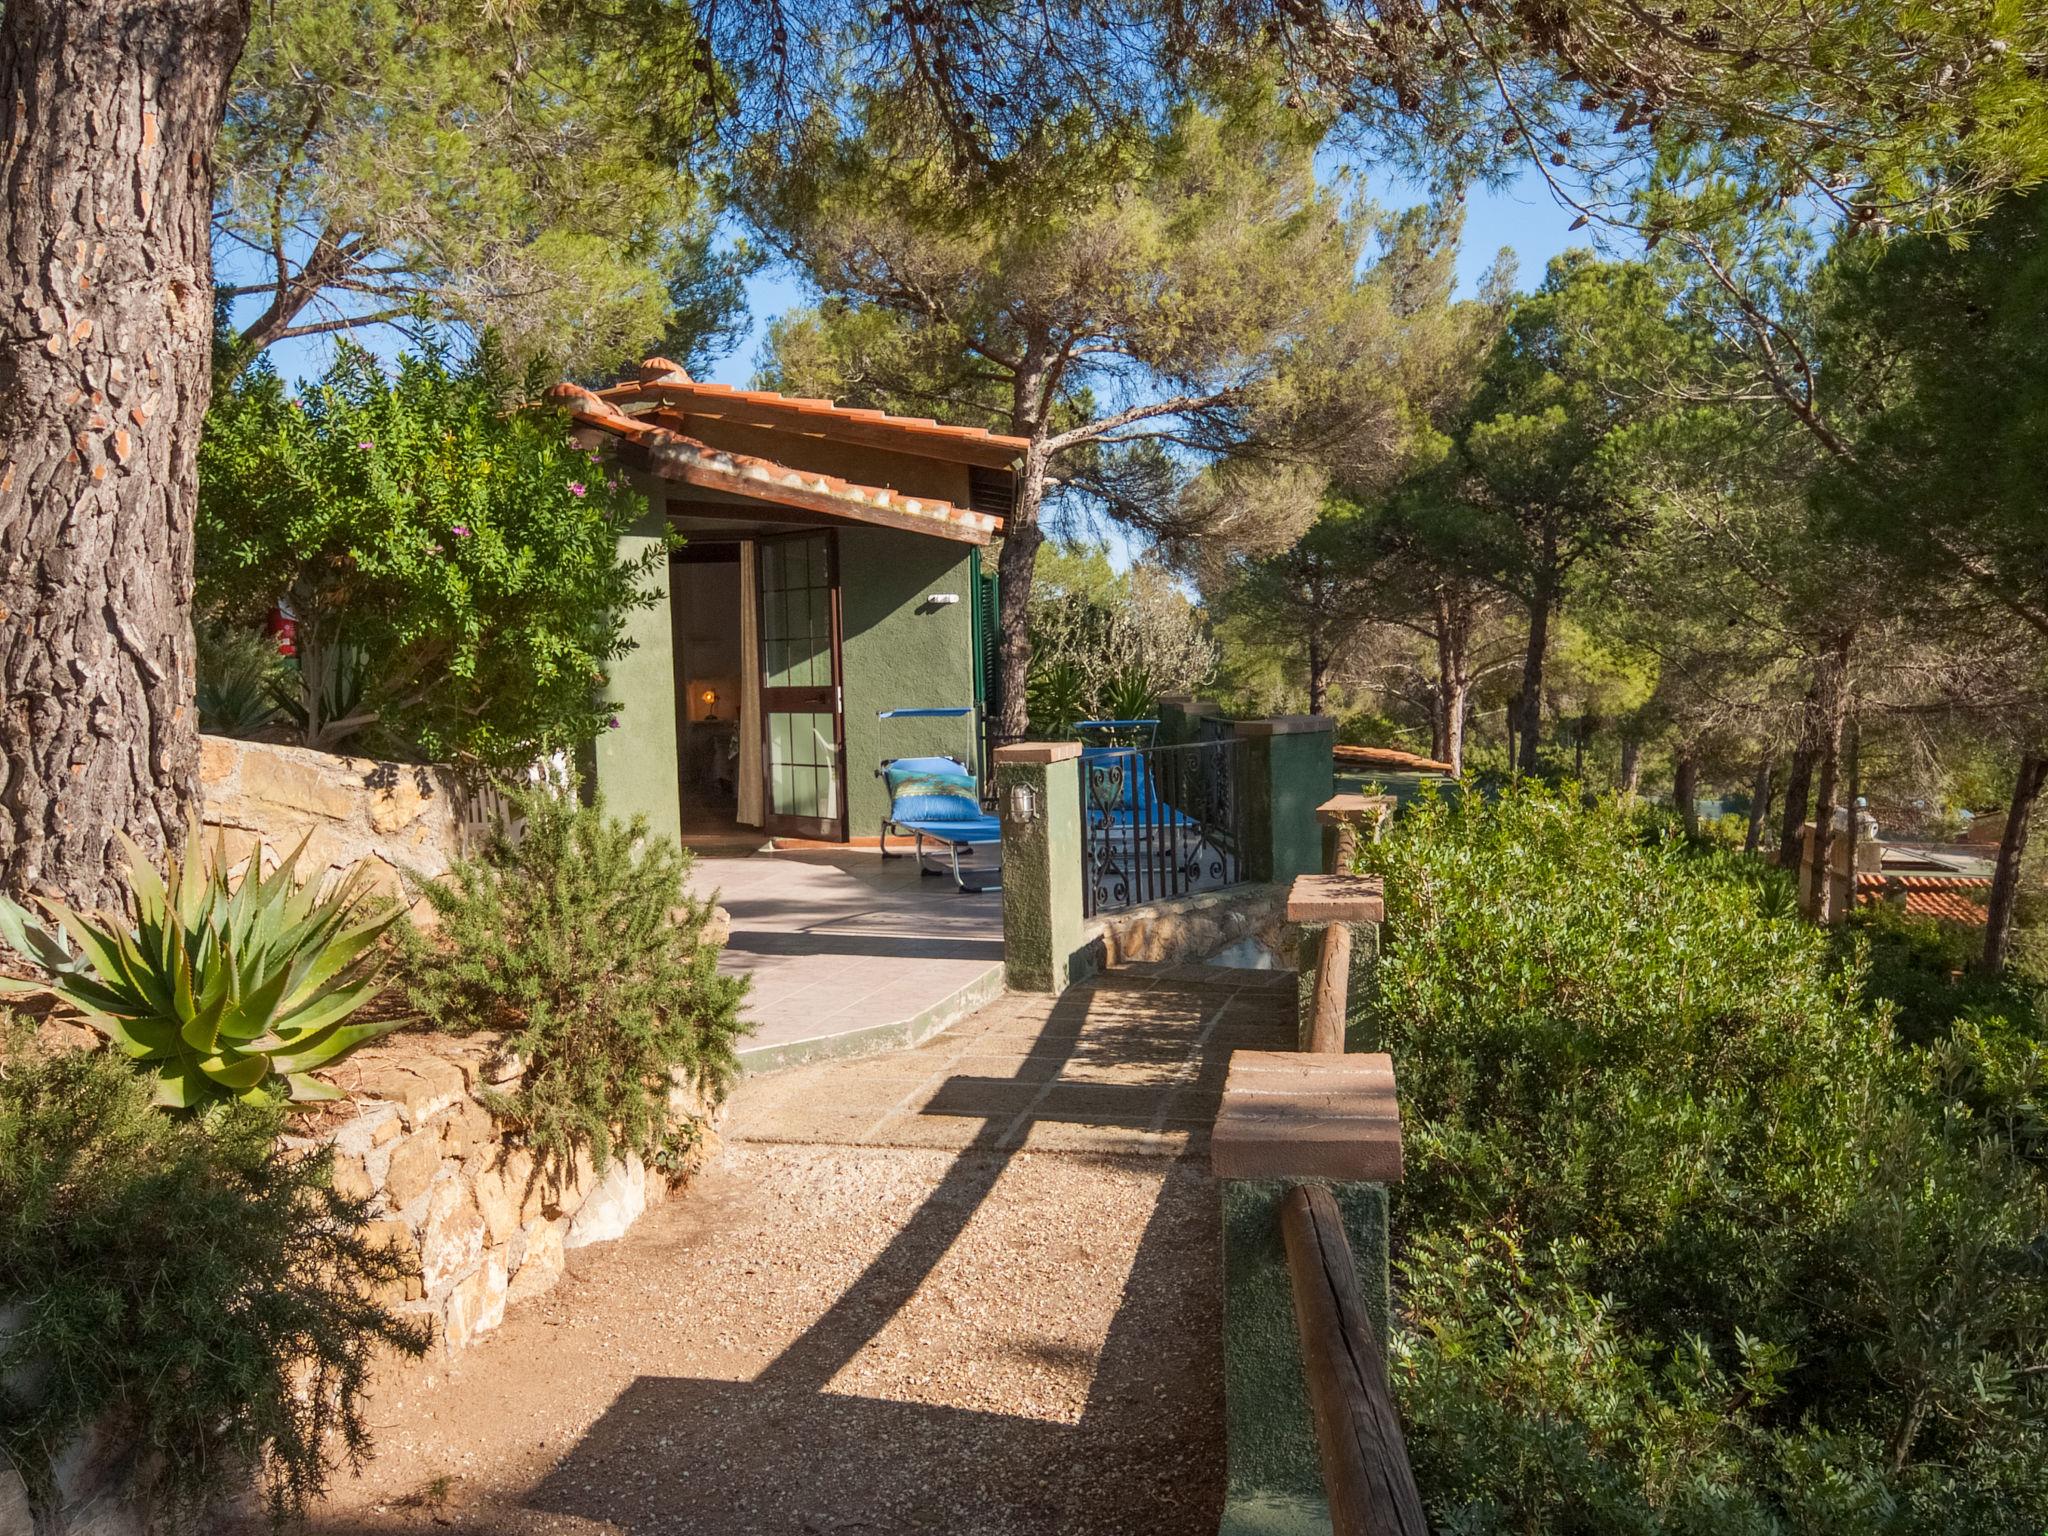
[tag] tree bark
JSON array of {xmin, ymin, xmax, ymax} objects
[
  {"xmin": 1744, "ymin": 760, "xmax": 1774, "ymax": 857},
  {"xmin": 1982, "ymin": 753, "xmax": 2046, "ymax": 973},
  {"xmin": 1618, "ymin": 735, "xmax": 1641, "ymax": 799},
  {"xmin": 993, "ymin": 442, "xmax": 1048, "ymax": 744},
  {"xmin": 1515, "ymin": 546, "xmax": 1556, "ymax": 775},
  {"xmin": 1806, "ymin": 641, "xmax": 1852, "ymax": 924},
  {"xmin": 1306, "ymin": 622, "xmax": 1326, "ymax": 716},
  {"xmin": 1777, "ymin": 742, "xmax": 1814, "ymax": 871},
  {"xmin": 992, "ymin": 346, "xmax": 1058, "ymax": 746},
  {"xmin": 0, "ymin": 0, "xmax": 249, "ymax": 909},
  {"xmin": 1431, "ymin": 586, "xmax": 1471, "ymax": 776},
  {"xmin": 1674, "ymin": 752, "xmax": 1699, "ymax": 839}
]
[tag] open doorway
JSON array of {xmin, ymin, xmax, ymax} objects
[{"xmin": 671, "ymin": 544, "xmax": 745, "ymax": 837}]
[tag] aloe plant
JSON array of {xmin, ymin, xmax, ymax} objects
[{"xmin": 0, "ymin": 834, "xmax": 403, "ymax": 1106}]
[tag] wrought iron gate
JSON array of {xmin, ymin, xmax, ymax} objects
[{"xmin": 1079, "ymin": 736, "xmax": 1248, "ymax": 917}]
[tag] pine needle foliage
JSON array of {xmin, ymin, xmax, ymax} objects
[
  {"xmin": 0, "ymin": 1034, "xmax": 429, "ymax": 1529},
  {"xmin": 397, "ymin": 794, "xmax": 749, "ymax": 1175}
]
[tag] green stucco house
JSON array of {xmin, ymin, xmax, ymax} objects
[{"xmin": 549, "ymin": 360, "xmax": 1022, "ymax": 848}]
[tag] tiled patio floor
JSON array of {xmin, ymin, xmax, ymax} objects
[
  {"xmin": 729, "ymin": 963, "xmax": 1298, "ymax": 1158},
  {"xmin": 687, "ymin": 850, "xmax": 1006, "ymax": 1069}
]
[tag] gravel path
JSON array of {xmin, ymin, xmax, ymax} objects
[{"xmin": 289, "ymin": 967, "xmax": 1293, "ymax": 1536}]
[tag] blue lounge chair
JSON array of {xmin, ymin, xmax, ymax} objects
[{"xmin": 877, "ymin": 753, "xmax": 1001, "ymax": 893}]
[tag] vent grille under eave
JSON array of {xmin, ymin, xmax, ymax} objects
[{"xmin": 967, "ymin": 465, "xmax": 1017, "ymax": 521}]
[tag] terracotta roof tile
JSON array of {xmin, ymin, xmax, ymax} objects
[
  {"xmin": 1856, "ymin": 872, "xmax": 1991, "ymax": 927},
  {"xmin": 546, "ymin": 383, "xmax": 1000, "ymax": 545},
  {"xmin": 584, "ymin": 360, "xmax": 1029, "ymax": 467},
  {"xmin": 1333, "ymin": 744, "xmax": 1457, "ymax": 775}
]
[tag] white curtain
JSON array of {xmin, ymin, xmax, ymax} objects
[{"xmin": 737, "ymin": 540, "xmax": 764, "ymax": 827}]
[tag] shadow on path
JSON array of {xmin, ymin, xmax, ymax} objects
[{"xmin": 313, "ymin": 968, "xmax": 1292, "ymax": 1535}]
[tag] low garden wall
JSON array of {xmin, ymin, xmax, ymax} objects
[
  {"xmin": 1085, "ymin": 882, "xmax": 1296, "ymax": 971},
  {"xmin": 198, "ymin": 734, "xmax": 468, "ymax": 895},
  {"xmin": 301, "ymin": 1032, "xmax": 723, "ymax": 1355}
]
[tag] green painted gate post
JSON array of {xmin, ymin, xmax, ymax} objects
[
  {"xmin": 995, "ymin": 742, "xmax": 1093, "ymax": 994},
  {"xmin": 1236, "ymin": 717, "xmax": 1336, "ymax": 885}
]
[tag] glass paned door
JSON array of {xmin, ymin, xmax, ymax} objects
[{"xmin": 758, "ymin": 532, "xmax": 845, "ymax": 839}]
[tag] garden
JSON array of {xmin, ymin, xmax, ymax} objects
[
  {"xmin": 1362, "ymin": 788, "xmax": 2048, "ymax": 1533},
  {"xmin": 5, "ymin": 0, "xmax": 2048, "ymax": 1531}
]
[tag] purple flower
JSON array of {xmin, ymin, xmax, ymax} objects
[
  {"xmin": 568, "ymin": 481, "xmax": 587, "ymax": 498},
  {"xmin": 607, "ymin": 715, "xmax": 620, "ymax": 729},
  {"xmin": 452, "ymin": 524, "xmax": 472, "ymax": 537},
  {"xmin": 357, "ymin": 440, "xmax": 374, "ymax": 450},
  {"xmin": 605, "ymin": 478, "xmax": 619, "ymax": 491}
]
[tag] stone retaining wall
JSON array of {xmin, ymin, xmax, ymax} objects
[
  {"xmin": 198, "ymin": 734, "xmax": 467, "ymax": 895},
  {"xmin": 304, "ymin": 1032, "xmax": 721, "ymax": 1353},
  {"xmin": 1086, "ymin": 883, "xmax": 1296, "ymax": 971}
]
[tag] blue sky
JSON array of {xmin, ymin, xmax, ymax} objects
[
  {"xmin": 254, "ymin": 164, "xmax": 1594, "ymax": 392},
  {"xmin": 699, "ymin": 164, "xmax": 1594, "ymax": 388}
]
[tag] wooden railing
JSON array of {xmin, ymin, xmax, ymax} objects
[
  {"xmin": 1294, "ymin": 793, "xmax": 1424, "ymax": 1536},
  {"xmin": 1282, "ymin": 1184, "xmax": 1430, "ymax": 1536}
]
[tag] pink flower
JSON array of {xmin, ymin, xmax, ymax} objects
[
  {"xmin": 605, "ymin": 478, "xmax": 619, "ymax": 491},
  {"xmin": 607, "ymin": 715, "xmax": 620, "ymax": 729},
  {"xmin": 357, "ymin": 440, "xmax": 374, "ymax": 451},
  {"xmin": 568, "ymin": 481, "xmax": 587, "ymax": 497},
  {"xmin": 452, "ymin": 524, "xmax": 472, "ymax": 537}
]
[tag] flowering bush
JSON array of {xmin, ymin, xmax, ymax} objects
[{"xmin": 199, "ymin": 339, "xmax": 665, "ymax": 766}]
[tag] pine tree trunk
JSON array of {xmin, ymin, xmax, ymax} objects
[
  {"xmin": 0, "ymin": 0, "xmax": 249, "ymax": 909},
  {"xmin": 1674, "ymin": 753, "xmax": 1699, "ymax": 839},
  {"xmin": 1515, "ymin": 582, "xmax": 1552, "ymax": 775},
  {"xmin": 993, "ymin": 443, "xmax": 1048, "ymax": 745},
  {"xmin": 1807, "ymin": 642, "xmax": 1852, "ymax": 924},
  {"xmin": 1618, "ymin": 735, "xmax": 1641, "ymax": 798},
  {"xmin": 994, "ymin": 346, "xmax": 1056, "ymax": 745},
  {"xmin": 1744, "ymin": 760, "xmax": 1774, "ymax": 857},
  {"xmin": 1982, "ymin": 753, "xmax": 2046, "ymax": 973},
  {"xmin": 1306, "ymin": 625, "xmax": 1326, "ymax": 716},
  {"xmin": 1432, "ymin": 585, "xmax": 1471, "ymax": 775},
  {"xmin": 1777, "ymin": 742, "xmax": 1814, "ymax": 871}
]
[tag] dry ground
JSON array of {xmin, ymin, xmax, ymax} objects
[{"xmin": 282, "ymin": 966, "xmax": 1294, "ymax": 1536}]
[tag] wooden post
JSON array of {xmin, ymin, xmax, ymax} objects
[
  {"xmin": 1317, "ymin": 793, "xmax": 1395, "ymax": 875},
  {"xmin": 1287, "ymin": 873, "xmax": 1385, "ymax": 1054},
  {"xmin": 1280, "ymin": 1184, "xmax": 1429, "ymax": 1536}
]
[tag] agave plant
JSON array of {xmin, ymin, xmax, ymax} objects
[{"xmin": 0, "ymin": 834, "xmax": 404, "ymax": 1106}]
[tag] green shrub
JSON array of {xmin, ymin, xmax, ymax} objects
[
  {"xmin": 0, "ymin": 1035, "xmax": 428, "ymax": 1527},
  {"xmin": 396, "ymin": 794, "xmax": 749, "ymax": 1173},
  {"xmin": 0, "ymin": 835, "xmax": 401, "ymax": 1108},
  {"xmin": 198, "ymin": 337, "xmax": 665, "ymax": 766},
  {"xmin": 1362, "ymin": 787, "xmax": 2048, "ymax": 1534},
  {"xmin": 195, "ymin": 619, "xmax": 288, "ymax": 738}
]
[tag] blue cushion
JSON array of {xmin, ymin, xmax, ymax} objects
[{"xmin": 885, "ymin": 757, "xmax": 980, "ymax": 823}]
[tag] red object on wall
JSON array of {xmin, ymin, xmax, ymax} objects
[{"xmin": 265, "ymin": 604, "xmax": 297, "ymax": 657}]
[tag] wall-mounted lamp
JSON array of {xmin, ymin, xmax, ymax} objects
[
  {"xmin": 925, "ymin": 593, "xmax": 961, "ymax": 605},
  {"xmin": 1009, "ymin": 783, "xmax": 1039, "ymax": 824}
]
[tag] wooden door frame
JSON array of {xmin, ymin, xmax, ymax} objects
[{"xmin": 757, "ymin": 529, "xmax": 848, "ymax": 842}]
